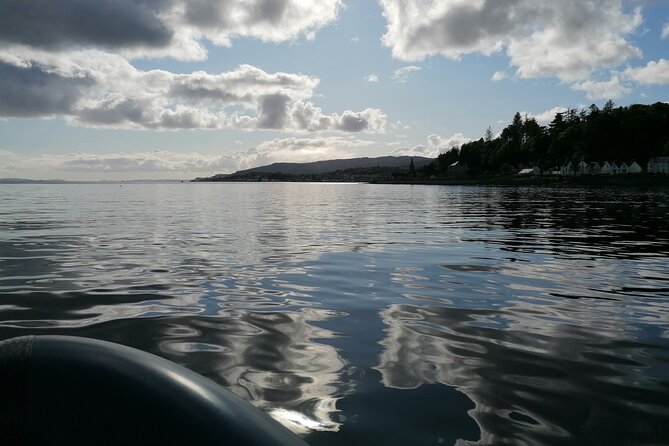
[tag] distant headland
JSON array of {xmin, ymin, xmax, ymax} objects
[
  {"xmin": 195, "ymin": 102, "xmax": 669, "ymax": 186},
  {"xmin": 192, "ymin": 156, "xmax": 433, "ymax": 183}
]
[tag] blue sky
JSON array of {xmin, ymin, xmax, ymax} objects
[{"xmin": 1, "ymin": 0, "xmax": 668, "ymax": 180}]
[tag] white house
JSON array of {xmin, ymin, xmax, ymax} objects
[
  {"xmin": 560, "ymin": 162, "xmax": 574, "ymax": 175},
  {"xmin": 648, "ymin": 156, "xmax": 669, "ymax": 174},
  {"xmin": 577, "ymin": 161, "xmax": 589, "ymax": 175},
  {"xmin": 518, "ymin": 166, "xmax": 541, "ymax": 176},
  {"xmin": 589, "ymin": 162, "xmax": 602, "ymax": 175},
  {"xmin": 448, "ymin": 161, "xmax": 468, "ymax": 177},
  {"xmin": 628, "ymin": 161, "xmax": 643, "ymax": 174},
  {"xmin": 600, "ymin": 162, "xmax": 612, "ymax": 175}
]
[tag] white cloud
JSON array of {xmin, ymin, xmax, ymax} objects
[
  {"xmin": 572, "ymin": 76, "xmax": 631, "ymax": 100},
  {"xmin": 491, "ymin": 71, "xmax": 508, "ymax": 81},
  {"xmin": 351, "ymin": 37, "xmax": 360, "ymax": 43},
  {"xmin": 364, "ymin": 74, "xmax": 379, "ymax": 82},
  {"xmin": 0, "ymin": 137, "xmax": 376, "ymax": 179},
  {"xmin": 392, "ymin": 65, "xmax": 421, "ymax": 83},
  {"xmin": 662, "ymin": 22, "xmax": 669, "ymax": 39},
  {"xmin": 251, "ymin": 136, "xmax": 372, "ymax": 165},
  {"xmin": 0, "ymin": 0, "xmax": 380, "ymax": 136},
  {"xmin": 0, "ymin": 0, "xmax": 343, "ymax": 61},
  {"xmin": 379, "ymin": 0, "xmax": 642, "ymax": 82},
  {"xmin": 0, "ymin": 49, "xmax": 385, "ymax": 133},
  {"xmin": 389, "ymin": 120, "xmax": 410, "ymax": 132},
  {"xmin": 623, "ymin": 59, "xmax": 669, "ymax": 85},
  {"xmin": 525, "ymin": 107, "xmax": 569, "ymax": 124},
  {"xmin": 390, "ymin": 133, "xmax": 471, "ymax": 158},
  {"xmin": 426, "ymin": 133, "xmax": 471, "ymax": 152}
]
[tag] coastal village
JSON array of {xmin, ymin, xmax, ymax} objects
[{"xmin": 516, "ymin": 156, "xmax": 669, "ymax": 177}]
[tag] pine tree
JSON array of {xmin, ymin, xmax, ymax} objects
[{"xmin": 484, "ymin": 126, "xmax": 494, "ymax": 142}]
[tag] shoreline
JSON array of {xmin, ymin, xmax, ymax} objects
[{"xmin": 370, "ymin": 174, "xmax": 669, "ymax": 188}]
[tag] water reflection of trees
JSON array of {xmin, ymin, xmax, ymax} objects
[
  {"xmin": 461, "ymin": 188, "xmax": 669, "ymax": 259},
  {"xmin": 375, "ymin": 303, "xmax": 669, "ymax": 445}
]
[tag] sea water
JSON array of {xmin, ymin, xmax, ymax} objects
[{"xmin": 1, "ymin": 183, "xmax": 668, "ymax": 445}]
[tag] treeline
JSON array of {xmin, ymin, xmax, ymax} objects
[
  {"xmin": 200, "ymin": 165, "xmax": 414, "ymax": 182},
  {"xmin": 421, "ymin": 101, "xmax": 669, "ymax": 177}
]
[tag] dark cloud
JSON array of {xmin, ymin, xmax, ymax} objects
[
  {"xmin": 0, "ymin": 0, "xmax": 173, "ymax": 49},
  {"xmin": 168, "ymin": 84, "xmax": 253, "ymax": 105},
  {"xmin": 336, "ymin": 112, "xmax": 368, "ymax": 132},
  {"xmin": 76, "ymin": 99, "xmax": 147, "ymax": 127},
  {"xmin": 185, "ymin": 0, "xmax": 289, "ymax": 28},
  {"xmin": 184, "ymin": 0, "xmax": 234, "ymax": 28},
  {"xmin": 0, "ymin": 54, "xmax": 385, "ymax": 132},
  {"xmin": 0, "ymin": 61, "xmax": 91, "ymax": 117},
  {"xmin": 257, "ymin": 94, "xmax": 291, "ymax": 129},
  {"xmin": 252, "ymin": 0, "xmax": 289, "ymax": 25},
  {"xmin": 408, "ymin": 0, "xmax": 526, "ymax": 51}
]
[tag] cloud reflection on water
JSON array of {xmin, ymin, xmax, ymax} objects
[
  {"xmin": 375, "ymin": 297, "xmax": 669, "ymax": 444},
  {"xmin": 158, "ymin": 310, "xmax": 348, "ymax": 434},
  {"xmin": 2, "ymin": 184, "xmax": 669, "ymax": 444}
]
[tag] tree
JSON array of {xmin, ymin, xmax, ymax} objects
[
  {"xmin": 409, "ymin": 157, "xmax": 416, "ymax": 178},
  {"xmin": 422, "ymin": 102, "xmax": 669, "ymax": 177},
  {"xmin": 484, "ymin": 126, "xmax": 494, "ymax": 142},
  {"xmin": 603, "ymin": 100, "xmax": 615, "ymax": 113}
]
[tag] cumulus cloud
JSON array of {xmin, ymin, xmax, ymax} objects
[
  {"xmin": 364, "ymin": 74, "xmax": 379, "ymax": 82},
  {"xmin": 392, "ymin": 65, "xmax": 421, "ymax": 83},
  {"xmin": 390, "ymin": 133, "xmax": 471, "ymax": 158},
  {"xmin": 0, "ymin": 0, "xmax": 342, "ymax": 61},
  {"xmin": 524, "ymin": 107, "xmax": 569, "ymax": 124},
  {"xmin": 623, "ymin": 59, "xmax": 669, "ymax": 85},
  {"xmin": 379, "ymin": 0, "xmax": 642, "ymax": 83},
  {"xmin": 251, "ymin": 136, "xmax": 372, "ymax": 164},
  {"xmin": 389, "ymin": 120, "xmax": 410, "ymax": 132},
  {"xmin": 572, "ymin": 76, "xmax": 631, "ymax": 100},
  {"xmin": 0, "ymin": 0, "xmax": 172, "ymax": 50},
  {"xmin": 0, "ymin": 60, "xmax": 94, "ymax": 118},
  {"xmin": 0, "ymin": 137, "xmax": 375, "ymax": 179},
  {"xmin": 491, "ymin": 71, "xmax": 508, "ymax": 81},
  {"xmin": 663, "ymin": 22, "xmax": 669, "ymax": 39},
  {"xmin": 0, "ymin": 49, "xmax": 385, "ymax": 133}
]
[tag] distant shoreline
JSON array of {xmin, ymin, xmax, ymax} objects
[
  {"xmin": 0, "ymin": 179, "xmax": 184, "ymax": 185},
  {"xmin": 3, "ymin": 176, "xmax": 668, "ymax": 188},
  {"xmin": 370, "ymin": 174, "xmax": 669, "ymax": 187}
]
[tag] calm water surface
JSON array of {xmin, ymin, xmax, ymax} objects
[{"xmin": 1, "ymin": 183, "xmax": 669, "ymax": 445}]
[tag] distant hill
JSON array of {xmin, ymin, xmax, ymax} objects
[
  {"xmin": 0, "ymin": 178, "xmax": 68, "ymax": 184},
  {"xmin": 194, "ymin": 156, "xmax": 433, "ymax": 182}
]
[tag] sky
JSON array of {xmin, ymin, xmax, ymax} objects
[{"xmin": 1, "ymin": 0, "xmax": 668, "ymax": 180}]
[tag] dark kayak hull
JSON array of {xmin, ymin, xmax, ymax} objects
[{"xmin": 0, "ymin": 335, "xmax": 308, "ymax": 446}]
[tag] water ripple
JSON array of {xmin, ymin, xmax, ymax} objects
[{"xmin": 1, "ymin": 183, "xmax": 668, "ymax": 445}]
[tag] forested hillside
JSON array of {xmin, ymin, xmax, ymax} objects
[{"xmin": 422, "ymin": 102, "xmax": 669, "ymax": 177}]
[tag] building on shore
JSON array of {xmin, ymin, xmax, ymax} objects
[
  {"xmin": 518, "ymin": 166, "xmax": 541, "ymax": 176},
  {"xmin": 560, "ymin": 160, "xmax": 645, "ymax": 175},
  {"xmin": 648, "ymin": 156, "xmax": 669, "ymax": 174},
  {"xmin": 448, "ymin": 161, "xmax": 468, "ymax": 177},
  {"xmin": 560, "ymin": 162, "xmax": 574, "ymax": 175},
  {"xmin": 588, "ymin": 162, "xmax": 602, "ymax": 175},
  {"xmin": 600, "ymin": 162, "xmax": 612, "ymax": 175}
]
